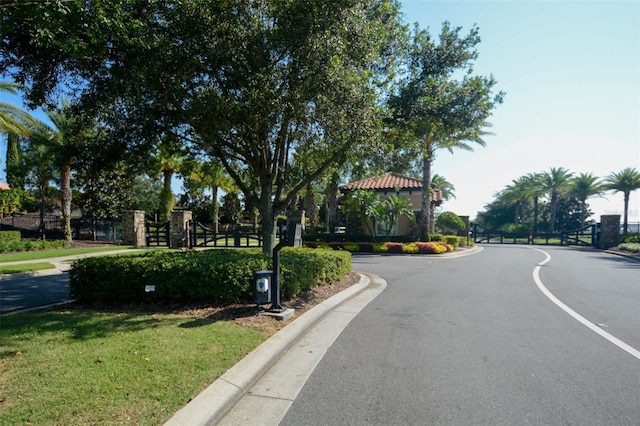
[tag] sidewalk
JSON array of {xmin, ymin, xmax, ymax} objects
[
  {"xmin": 164, "ymin": 272, "xmax": 387, "ymax": 426},
  {"xmin": 0, "ymin": 248, "xmax": 148, "ymax": 279}
]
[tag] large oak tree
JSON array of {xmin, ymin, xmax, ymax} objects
[{"xmin": 1, "ymin": 0, "xmax": 405, "ymax": 252}]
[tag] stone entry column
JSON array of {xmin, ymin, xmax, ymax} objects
[
  {"xmin": 599, "ymin": 215, "xmax": 620, "ymax": 249},
  {"xmin": 171, "ymin": 210, "xmax": 192, "ymax": 248},
  {"xmin": 286, "ymin": 210, "xmax": 305, "ymax": 247},
  {"xmin": 122, "ymin": 210, "xmax": 146, "ymax": 247}
]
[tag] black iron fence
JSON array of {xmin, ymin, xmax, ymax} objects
[
  {"xmin": 472, "ymin": 223, "xmax": 597, "ymax": 247},
  {"xmin": 0, "ymin": 213, "xmax": 121, "ymax": 241}
]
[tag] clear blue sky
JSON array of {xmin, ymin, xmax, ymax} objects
[
  {"xmin": 1, "ymin": 1, "xmax": 639, "ymax": 222},
  {"xmin": 400, "ymin": 0, "xmax": 640, "ymax": 222}
]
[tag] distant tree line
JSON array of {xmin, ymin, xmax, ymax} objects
[{"xmin": 476, "ymin": 167, "xmax": 640, "ymax": 234}]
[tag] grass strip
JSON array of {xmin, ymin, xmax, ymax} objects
[
  {"xmin": 0, "ymin": 246, "xmax": 136, "ymax": 263},
  {"xmin": 0, "ymin": 262, "xmax": 56, "ymax": 274},
  {"xmin": 0, "ymin": 308, "xmax": 266, "ymax": 425}
]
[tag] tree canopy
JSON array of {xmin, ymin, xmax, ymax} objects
[{"xmin": 1, "ymin": 0, "xmax": 407, "ymax": 251}]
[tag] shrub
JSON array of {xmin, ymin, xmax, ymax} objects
[
  {"xmin": 415, "ymin": 242, "xmax": 452, "ymax": 254},
  {"xmin": 0, "ymin": 237, "xmax": 69, "ymax": 253},
  {"xmin": 621, "ymin": 233, "xmax": 640, "ymax": 244},
  {"xmin": 618, "ymin": 243, "xmax": 640, "ymax": 253},
  {"xmin": 343, "ymin": 243, "xmax": 359, "ymax": 252},
  {"xmin": 69, "ymin": 248, "xmax": 351, "ymax": 304},
  {"xmin": 372, "ymin": 243, "xmax": 388, "ymax": 253},
  {"xmin": 281, "ymin": 247, "xmax": 351, "ymax": 298},
  {"xmin": 0, "ymin": 231, "xmax": 21, "ymax": 244},
  {"xmin": 443, "ymin": 235, "xmax": 460, "ymax": 248},
  {"xmin": 385, "ymin": 242, "xmax": 404, "ymax": 253},
  {"xmin": 402, "ymin": 243, "xmax": 419, "ymax": 254},
  {"xmin": 435, "ymin": 211, "xmax": 466, "ymax": 234},
  {"xmin": 358, "ymin": 243, "xmax": 374, "ymax": 253}
]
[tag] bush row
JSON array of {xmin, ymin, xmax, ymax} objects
[
  {"xmin": 69, "ymin": 247, "xmax": 351, "ymax": 304},
  {"xmin": 617, "ymin": 243, "xmax": 640, "ymax": 254},
  {"xmin": 0, "ymin": 231, "xmax": 21, "ymax": 244},
  {"xmin": 303, "ymin": 233, "xmax": 468, "ymax": 244},
  {"xmin": 304, "ymin": 236, "xmax": 469, "ymax": 254},
  {"xmin": 621, "ymin": 233, "xmax": 640, "ymax": 244},
  {"xmin": 0, "ymin": 236, "xmax": 69, "ymax": 253}
]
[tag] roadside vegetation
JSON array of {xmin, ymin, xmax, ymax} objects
[
  {"xmin": 617, "ymin": 233, "xmax": 640, "ymax": 254},
  {"xmin": 0, "ymin": 308, "xmax": 266, "ymax": 425},
  {"xmin": 1, "ymin": 246, "xmax": 352, "ymax": 424}
]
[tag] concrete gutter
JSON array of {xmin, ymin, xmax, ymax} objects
[{"xmin": 164, "ymin": 273, "xmax": 381, "ymax": 426}]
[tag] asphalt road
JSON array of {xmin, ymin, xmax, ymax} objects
[
  {"xmin": 0, "ymin": 273, "xmax": 70, "ymax": 315},
  {"xmin": 281, "ymin": 245, "xmax": 640, "ymax": 426}
]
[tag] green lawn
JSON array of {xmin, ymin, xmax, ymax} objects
[
  {"xmin": 0, "ymin": 308, "xmax": 266, "ymax": 425},
  {"xmin": 0, "ymin": 262, "xmax": 55, "ymax": 274},
  {"xmin": 0, "ymin": 246, "xmax": 136, "ymax": 263}
]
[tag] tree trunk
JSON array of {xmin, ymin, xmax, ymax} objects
[
  {"xmin": 38, "ymin": 180, "xmax": 46, "ymax": 240},
  {"xmin": 305, "ymin": 182, "xmax": 317, "ymax": 234},
  {"xmin": 623, "ymin": 191, "xmax": 629, "ymax": 234},
  {"xmin": 258, "ymin": 183, "xmax": 277, "ymax": 254},
  {"xmin": 60, "ymin": 160, "xmax": 73, "ymax": 241},
  {"xmin": 327, "ymin": 172, "xmax": 339, "ymax": 233},
  {"xmin": 419, "ymin": 154, "xmax": 432, "ymax": 241},
  {"xmin": 212, "ymin": 185, "xmax": 219, "ymax": 233},
  {"xmin": 430, "ymin": 205, "xmax": 436, "ymax": 234},
  {"xmin": 549, "ymin": 192, "xmax": 558, "ymax": 233},
  {"xmin": 533, "ymin": 196, "xmax": 539, "ymax": 234}
]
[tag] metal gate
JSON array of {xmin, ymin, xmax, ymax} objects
[
  {"xmin": 473, "ymin": 223, "xmax": 597, "ymax": 247},
  {"xmin": 189, "ymin": 221, "xmax": 262, "ymax": 248},
  {"xmin": 146, "ymin": 221, "xmax": 170, "ymax": 246}
]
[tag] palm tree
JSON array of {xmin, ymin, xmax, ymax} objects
[
  {"xmin": 42, "ymin": 99, "xmax": 87, "ymax": 241},
  {"xmin": 376, "ymin": 194, "xmax": 415, "ymax": 238},
  {"xmin": 151, "ymin": 142, "xmax": 184, "ymax": 221},
  {"xmin": 185, "ymin": 158, "xmax": 234, "ymax": 232},
  {"xmin": 605, "ymin": 167, "xmax": 640, "ymax": 234},
  {"xmin": 540, "ymin": 167, "xmax": 574, "ymax": 233},
  {"xmin": 0, "ymin": 81, "xmax": 37, "ymax": 137},
  {"xmin": 570, "ymin": 172, "xmax": 605, "ymax": 227},
  {"xmin": 500, "ymin": 176, "xmax": 533, "ymax": 225},
  {"xmin": 342, "ymin": 189, "xmax": 380, "ymax": 237},
  {"xmin": 430, "ymin": 174, "xmax": 455, "ymax": 233},
  {"xmin": 22, "ymin": 126, "xmax": 56, "ymax": 239},
  {"xmin": 525, "ymin": 172, "xmax": 545, "ymax": 234}
]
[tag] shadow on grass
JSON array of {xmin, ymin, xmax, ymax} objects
[
  {"xmin": 179, "ymin": 305, "xmax": 261, "ymax": 328},
  {"xmin": 0, "ymin": 303, "xmax": 183, "ymax": 346}
]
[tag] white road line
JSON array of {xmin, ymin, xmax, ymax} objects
[{"xmin": 532, "ymin": 248, "xmax": 640, "ymax": 361}]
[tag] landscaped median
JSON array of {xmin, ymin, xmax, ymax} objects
[
  {"xmin": 0, "ymin": 247, "xmax": 352, "ymax": 425},
  {"xmin": 304, "ymin": 235, "xmax": 470, "ymax": 254}
]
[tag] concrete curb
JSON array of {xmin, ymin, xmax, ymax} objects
[{"xmin": 164, "ymin": 273, "xmax": 373, "ymax": 426}]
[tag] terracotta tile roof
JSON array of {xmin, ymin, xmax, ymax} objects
[
  {"xmin": 340, "ymin": 172, "xmax": 422, "ymax": 191},
  {"xmin": 341, "ymin": 172, "xmax": 443, "ymax": 204},
  {"xmin": 0, "ymin": 182, "xmax": 10, "ymax": 190}
]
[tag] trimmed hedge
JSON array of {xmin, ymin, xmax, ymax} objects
[
  {"xmin": 0, "ymin": 231, "xmax": 21, "ymax": 244},
  {"xmin": 69, "ymin": 248, "xmax": 351, "ymax": 304},
  {"xmin": 0, "ymin": 235, "xmax": 69, "ymax": 253}
]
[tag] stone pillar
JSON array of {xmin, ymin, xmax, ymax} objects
[
  {"xmin": 171, "ymin": 210, "xmax": 192, "ymax": 248},
  {"xmin": 122, "ymin": 210, "xmax": 146, "ymax": 247},
  {"xmin": 599, "ymin": 215, "xmax": 620, "ymax": 249},
  {"xmin": 286, "ymin": 210, "xmax": 305, "ymax": 247}
]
